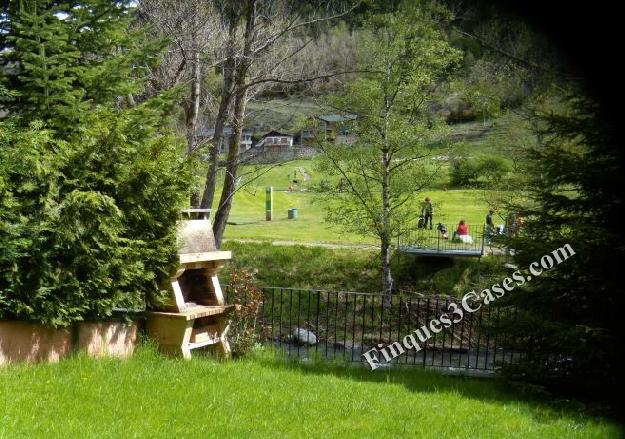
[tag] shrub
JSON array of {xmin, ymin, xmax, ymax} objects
[
  {"xmin": 450, "ymin": 157, "xmax": 480, "ymax": 187},
  {"xmin": 450, "ymin": 155, "xmax": 511, "ymax": 187},
  {"xmin": 0, "ymin": 103, "xmax": 190, "ymax": 327},
  {"xmin": 476, "ymin": 156, "xmax": 512, "ymax": 182},
  {"xmin": 226, "ymin": 269, "xmax": 264, "ymax": 357}
]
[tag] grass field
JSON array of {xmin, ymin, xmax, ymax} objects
[
  {"xmin": 1, "ymin": 345, "xmax": 620, "ymax": 438},
  {"xmin": 217, "ymin": 159, "xmax": 493, "ymax": 244}
]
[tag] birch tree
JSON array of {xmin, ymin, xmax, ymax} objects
[{"xmin": 315, "ymin": 1, "xmax": 461, "ymax": 304}]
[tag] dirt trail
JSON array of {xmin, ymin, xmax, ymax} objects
[{"xmin": 294, "ymin": 167, "xmax": 311, "ymax": 181}]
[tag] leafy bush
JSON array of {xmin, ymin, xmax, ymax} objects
[
  {"xmin": 450, "ymin": 155, "xmax": 511, "ymax": 187},
  {"xmin": 450, "ymin": 157, "xmax": 480, "ymax": 187},
  {"xmin": 0, "ymin": 102, "xmax": 190, "ymax": 326},
  {"xmin": 225, "ymin": 269, "xmax": 264, "ymax": 357},
  {"xmin": 476, "ymin": 156, "xmax": 511, "ymax": 182}
]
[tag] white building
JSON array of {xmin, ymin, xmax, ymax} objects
[
  {"xmin": 197, "ymin": 127, "xmax": 253, "ymax": 154},
  {"xmin": 254, "ymin": 130, "xmax": 293, "ymax": 153}
]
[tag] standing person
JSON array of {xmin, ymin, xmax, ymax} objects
[
  {"xmin": 486, "ymin": 209, "xmax": 495, "ymax": 244},
  {"xmin": 421, "ymin": 197, "xmax": 433, "ymax": 230}
]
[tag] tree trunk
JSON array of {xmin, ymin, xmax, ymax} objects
[
  {"xmin": 186, "ymin": 48, "xmax": 200, "ymax": 156},
  {"xmin": 212, "ymin": 0, "xmax": 255, "ymax": 247},
  {"xmin": 187, "ymin": 21, "xmax": 201, "ymax": 207},
  {"xmin": 381, "ymin": 154, "xmax": 393, "ymax": 307},
  {"xmin": 199, "ymin": 16, "xmax": 237, "ymax": 213},
  {"xmin": 381, "ymin": 89, "xmax": 393, "ymax": 307},
  {"xmin": 381, "ymin": 236, "xmax": 393, "ymax": 308},
  {"xmin": 199, "ymin": 89, "xmax": 231, "ymax": 210},
  {"xmin": 212, "ymin": 88, "xmax": 247, "ymax": 247}
]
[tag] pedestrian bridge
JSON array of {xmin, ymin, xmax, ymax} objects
[{"xmin": 398, "ymin": 224, "xmax": 486, "ymax": 258}]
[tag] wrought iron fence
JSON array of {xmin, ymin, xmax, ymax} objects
[{"xmin": 225, "ymin": 286, "xmax": 521, "ymax": 371}]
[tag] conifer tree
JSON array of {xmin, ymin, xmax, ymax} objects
[
  {"xmin": 1, "ymin": 0, "xmax": 163, "ymax": 130},
  {"xmin": 0, "ymin": 1, "xmax": 190, "ymax": 326},
  {"xmin": 2, "ymin": 1, "xmax": 85, "ymax": 125},
  {"xmin": 504, "ymin": 96, "xmax": 623, "ymax": 401}
]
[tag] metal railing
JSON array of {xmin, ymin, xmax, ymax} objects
[
  {"xmin": 225, "ymin": 286, "xmax": 521, "ymax": 371},
  {"xmin": 399, "ymin": 223, "xmax": 486, "ymax": 255}
]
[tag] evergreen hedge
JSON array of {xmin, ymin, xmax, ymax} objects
[
  {"xmin": 0, "ymin": 1, "xmax": 191, "ymax": 326},
  {"xmin": 0, "ymin": 101, "xmax": 190, "ymax": 327}
]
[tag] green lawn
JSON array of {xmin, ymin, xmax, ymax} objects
[
  {"xmin": 219, "ymin": 160, "xmax": 493, "ymax": 244},
  {"xmin": 0, "ymin": 346, "xmax": 619, "ymax": 438}
]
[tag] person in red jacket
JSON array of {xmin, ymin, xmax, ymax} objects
[
  {"xmin": 452, "ymin": 219, "xmax": 471, "ymax": 242},
  {"xmin": 457, "ymin": 219, "xmax": 469, "ymax": 236}
]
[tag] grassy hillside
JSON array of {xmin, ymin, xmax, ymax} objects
[
  {"xmin": 201, "ymin": 100, "xmax": 531, "ymax": 244},
  {"xmin": 220, "ymin": 240, "xmax": 498, "ymax": 294},
  {"xmin": 451, "ymin": 112, "xmax": 534, "ymax": 163}
]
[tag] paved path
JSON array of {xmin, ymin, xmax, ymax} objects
[
  {"xmin": 222, "ymin": 238, "xmax": 379, "ymax": 250},
  {"xmin": 224, "ymin": 239, "xmax": 513, "ymax": 255}
]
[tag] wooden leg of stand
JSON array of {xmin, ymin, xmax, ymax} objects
[
  {"xmin": 216, "ymin": 317, "xmax": 232, "ymax": 358},
  {"xmin": 147, "ymin": 313, "xmax": 194, "ymax": 359}
]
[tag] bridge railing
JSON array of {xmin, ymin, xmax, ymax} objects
[{"xmin": 399, "ymin": 223, "xmax": 487, "ymax": 254}]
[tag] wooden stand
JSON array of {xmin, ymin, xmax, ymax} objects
[
  {"xmin": 147, "ymin": 305, "xmax": 235, "ymax": 359},
  {"xmin": 146, "ymin": 214, "xmax": 236, "ymax": 359}
]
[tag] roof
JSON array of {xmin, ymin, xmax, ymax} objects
[
  {"xmin": 317, "ymin": 114, "xmax": 357, "ymax": 123},
  {"xmin": 261, "ymin": 130, "xmax": 292, "ymax": 138},
  {"xmin": 197, "ymin": 127, "xmax": 252, "ymax": 137}
]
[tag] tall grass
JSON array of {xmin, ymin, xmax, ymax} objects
[{"xmin": 221, "ymin": 241, "xmax": 501, "ymax": 295}]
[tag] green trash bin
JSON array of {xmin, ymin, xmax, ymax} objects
[{"xmin": 287, "ymin": 208, "xmax": 298, "ymax": 220}]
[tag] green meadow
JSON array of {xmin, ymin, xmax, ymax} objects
[{"xmin": 215, "ymin": 159, "xmax": 493, "ymax": 244}]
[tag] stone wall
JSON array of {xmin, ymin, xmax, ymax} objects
[{"xmin": 239, "ymin": 146, "xmax": 319, "ymax": 164}]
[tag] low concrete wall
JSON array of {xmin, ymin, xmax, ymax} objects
[
  {"xmin": 0, "ymin": 321, "xmax": 72, "ymax": 366},
  {"xmin": 239, "ymin": 146, "xmax": 319, "ymax": 164},
  {"xmin": 0, "ymin": 320, "xmax": 139, "ymax": 366},
  {"xmin": 77, "ymin": 321, "xmax": 138, "ymax": 359}
]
